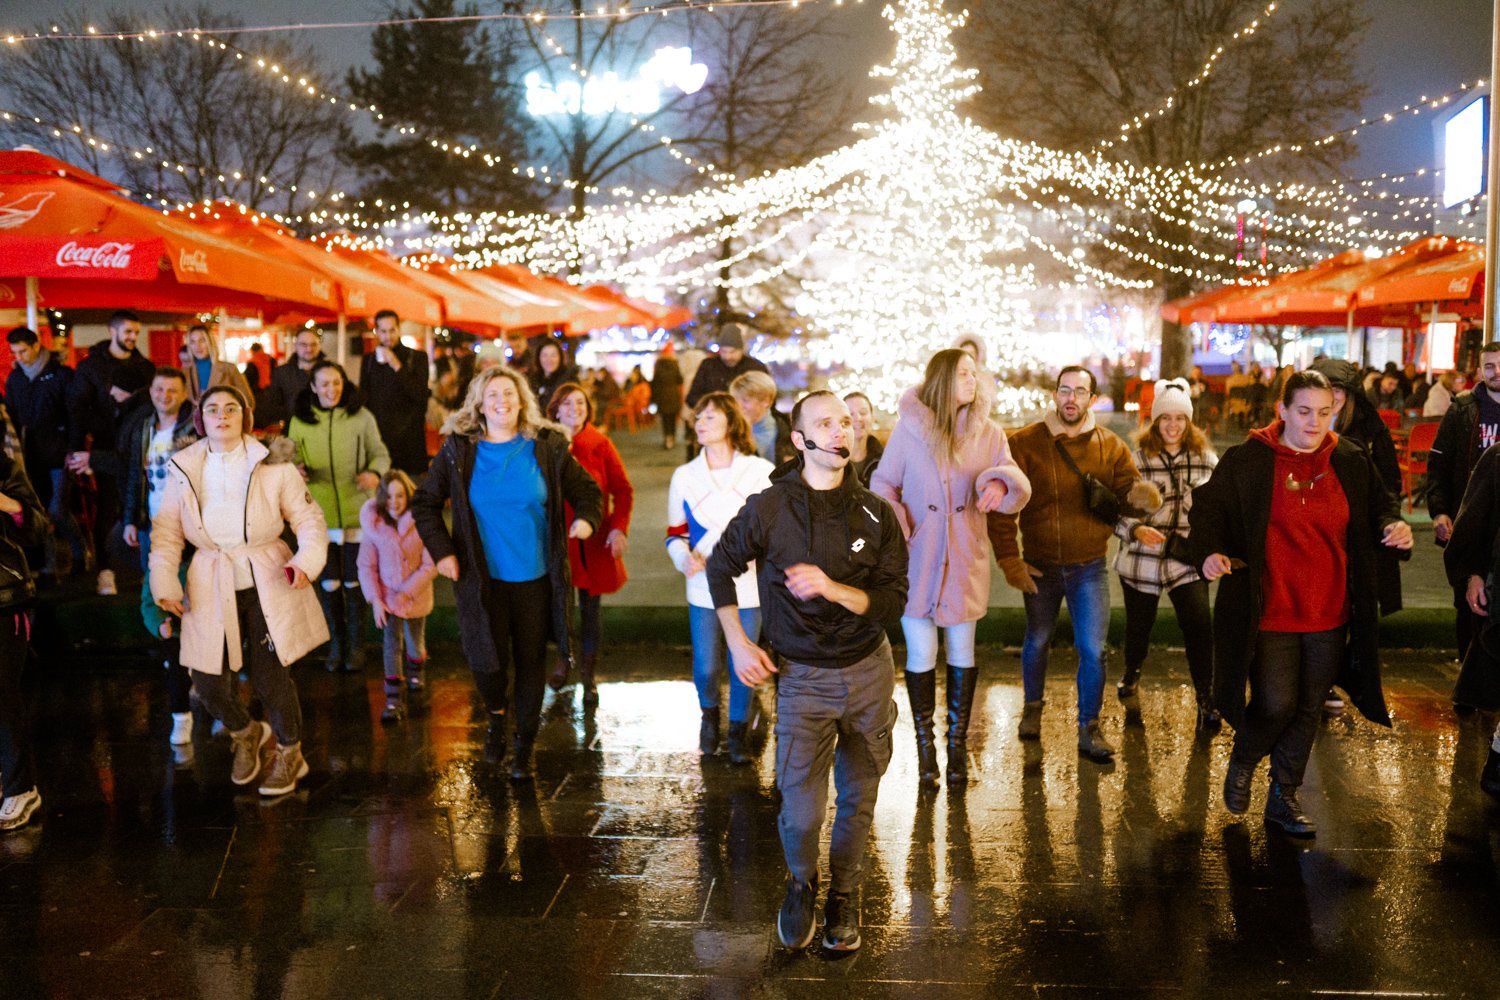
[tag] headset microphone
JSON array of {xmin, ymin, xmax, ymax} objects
[{"xmin": 805, "ymin": 440, "xmax": 851, "ymax": 459}]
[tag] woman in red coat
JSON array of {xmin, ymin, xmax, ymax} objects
[{"xmin": 546, "ymin": 382, "xmax": 633, "ymax": 705}]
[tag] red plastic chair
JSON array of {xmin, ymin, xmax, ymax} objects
[
  {"xmin": 1399, "ymin": 421, "xmax": 1440, "ymax": 512},
  {"xmin": 1376, "ymin": 409, "xmax": 1402, "ymax": 431}
]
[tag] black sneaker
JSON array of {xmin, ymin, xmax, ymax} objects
[
  {"xmin": 1264, "ymin": 781, "xmax": 1316, "ymax": 837},
  {"xmin": 822, "ymin": 890, "xmax": 861, "ymax": 951},
  {"xmin": 1223, "ymin": 756, "xmax": 1254, "ymax": 814},
  {"xmin": 777, "ymin": 873, "xmax": 819, "ymax": 949},
  {"xmin": 482, "ymin": 713, "xmax": 507, "ymax": 766}
]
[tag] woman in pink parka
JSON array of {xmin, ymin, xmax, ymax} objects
[{"xmin": 871, "ymin": 349, "xmax": 1031, "ymax": 788}]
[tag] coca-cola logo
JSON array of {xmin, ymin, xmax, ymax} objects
[
  {"xmin": 310, "ymin": 278, "xmax": 332, "ymax": 301},
  {"xmin": 347, "ymin": 289, "xmax": 366, "ymax": 310},
  {"xmin": 56, "ymin": 241, "xmax": 135, "ymax": 269},
  {"xmin": 179, "ymin": 249, "xmax": 209, "ymax": 274}
]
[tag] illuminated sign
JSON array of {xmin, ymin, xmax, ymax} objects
[
  {"xmin": 1443, "ymin": 96, "xmax": 1487, "ymax": 208},
  {"xmin": 525, "ymin": 46, "xmax": 707, "ymax": 117}
]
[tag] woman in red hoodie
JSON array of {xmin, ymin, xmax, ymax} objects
[
  {"xmin": 1190, "ymin": 370, "xmax": 1412, "ymax": 837},
  {"xmin": 546, "ymin": 383, "xmax": 633, "ymax": 707}
]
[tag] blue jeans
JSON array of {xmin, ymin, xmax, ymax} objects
[
  {"xmin": 689, "ymin": 605, "xmax": 762, "ymax": 722},
  {"xmin": 1021, "ymin": 557, "xmax": 1111, "ymax": 725}
]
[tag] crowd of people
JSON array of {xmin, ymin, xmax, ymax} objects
[{"xmin": 0, "ymin": 306, "xmax": 1490, "ymax": 954}]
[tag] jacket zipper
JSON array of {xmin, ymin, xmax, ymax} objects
[{"xmin": 327, "ymin": 411, "xmax": 343, "ymax": 529}]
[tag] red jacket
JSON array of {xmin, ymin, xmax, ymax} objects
[
  {"xmin": 566, "ymin": 423, "xmax": 633, "ymax": 596},
  {"xmin": 1250, "ymin": 422, "xmax": 1350, "ymax": 632}
]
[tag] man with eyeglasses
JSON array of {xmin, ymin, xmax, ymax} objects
[{"xmin": 987, "ymin": 365, "xmax": 1157, "ymax": 761}]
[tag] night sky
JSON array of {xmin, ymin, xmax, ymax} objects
[{"xmin": 0, "ymin": 0, "xmax": 1492, "ymax": 189}]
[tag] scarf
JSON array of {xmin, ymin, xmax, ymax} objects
[{"xmin": 19, "ymin": 349, "xmax": 49, "ymax": 382}]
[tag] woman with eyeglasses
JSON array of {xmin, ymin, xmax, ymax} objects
[
  {"xmin": 1191, "ymin": 370, "xmax": 1412, "ymax": 837},
  {"xmin": 150, "ymin": 385, "xmax": 329, "ymax": 797}
]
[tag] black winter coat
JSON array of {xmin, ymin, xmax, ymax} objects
[
  {"xmin": 684, "ymin": 353, "xmax": 771, "ymax": 409},
  {"xmin": 411, "ymin": 428, "xmax": 603, "ymax": 678},
  {"xmin": 707, "ymin": 462, "xmax": 908, "ymax": 669},
  {"xmin": 66, "ymin": 340, "xmax": 155, "ymax": 450},
  {"xmin": 1427, "ymin": 386, "xmax": 1489, "ymax": 521},
  {"xmin": 1188, "ymin": 435, "xmax": 1408, "ymax": 730},
  {"xmin": 261, "ymin": 356, "xmax": 321, "ymax": 429},
  {"xmin": 529, "ymin": 363, "xmax": 580, "ymax": 415},
  {"xmin": 359, "ymin": 343, "xmax": 430, "ymax": 476},
  {"xmin": 1339, "ymin": 395, "xmax": 1405, "ymax": 613},
  {"xmin": 5, "ymin": 353, "xmax": 74, "ymax": 473},
  {"xmin": 0, "ymin": 453, "xmax": 49, "ymax": 607},
  {"xmin": 1443, "ymin": 444, "xmax": 1500, "ymax": 709},
  {"xmin": 650, "ymin": 357, "xmax": 683, "ymax": 416}
]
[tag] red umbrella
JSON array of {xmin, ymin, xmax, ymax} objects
[
  {"xmin": 1356, "ymin": 244, "xmax": 1485, "ymax": 312},
  {"xmin": 0, "ymin": 151, "xmax": 337, "ymax": 321}
]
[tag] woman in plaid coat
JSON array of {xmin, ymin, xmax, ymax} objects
[{"xmin": 1113, "ymin": 379, "xmax": 1220, "ymax": 729}]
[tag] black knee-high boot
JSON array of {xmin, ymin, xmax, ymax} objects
[
  {"xmin": 945, "ymin": 663, "xmax": 979, "ymax": 787},
  {"xmin": 317, "ymin": 586, "xmax": 344, "ymax": 671},
  {"xmin": 343, "ymin": 585, "xmax": 368, "ymax": 672},
  {"xmin": 904, "ymin": 670, "xmax": 940, "ymax": 785}
]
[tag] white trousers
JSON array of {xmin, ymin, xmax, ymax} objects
[{"xmin": 900, "ymin": 616, "xmax": 976, "ymax": 673}]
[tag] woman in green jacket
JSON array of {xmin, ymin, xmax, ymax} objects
[{"xmin": 289, "ymin": 360, "xmax": 391, "ymax": 671}]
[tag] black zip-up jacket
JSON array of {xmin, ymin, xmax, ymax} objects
[
  {"xmin": 707, "ymin": 462, "xmax": 908, "ymax": 669},
  {"xmin": 411, "ymin": 427, "xmax": 602, "ymax": 678},
  {"xmin": 118, "ymin": 402, "xmax": 199, "ymax": 530},
  {"xmin": 1427, "ymin": 386, "xmax": 1490, "ymax": 521},
  {"xmin": 260, "ymin": 354, "xmax": 323, "ymax": 429},
  {"xmin": 5, "ymin": 352, "xmax": 74, "ymax": 473},
  {"xmin": 66, "ymin": 340, "xmax": 155, "ymax": 450},
  {"xmin": 359, "ymin": 343, "xmax": 430, "ymax": 475}
]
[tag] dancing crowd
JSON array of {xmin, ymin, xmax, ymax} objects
[{"xmin": 10, "ymin": 307, "xmax": 1500, "ymax": 955}]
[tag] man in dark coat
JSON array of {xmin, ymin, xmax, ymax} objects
[
  {"xmin": 5, "ymin": 325, "xmax": 84, "ymax": 576},
  {"xmin": 1443, "ymin": 443, "xmax": 1500, "ymax": 793},
  {"xmin": 1425, "ymin": 343, "xmax": 1500, "ymax": 658},
  {"xmin": 261, "ymin": 328, "xmax": 325, "ymax": 429},
  {"xmin": 359, "ymin": 309, "xmax": 430, "ymax": 475},
  {"xmin": 683, "ymin": 323, "xmax": 771, "ymax": 410},
  {"xmin": 65, "ymin": 309, "xmax": 156, "ymax": 594}
]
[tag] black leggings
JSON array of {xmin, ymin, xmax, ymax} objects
[
  {"xmin": 0, "ymin": 610, "xmax": 34, "ymax": 797},
  {"xmin": 191, "ymin": 589, "xmax": 303, "ymax": 746},
  {"xmin": 470, "ymin": 576, "xmax": 551, "ymax": 734},
  {"xmin": 1232, "ymin": 627, "xmax": 1346, "ymax": 786},
  {"xmin": 1120, "ymin": 579, "xmax": 1213, "ymax": 700},
  {"xmin": 577, "ymin": 590, "xmax": 601, "ymax": 657}
]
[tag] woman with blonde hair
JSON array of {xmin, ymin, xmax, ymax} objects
[
  {"xmin": 1113, "ymin": 380, "xmax": 1220, "ymax": 728},
  {"xmin": 872, "ymin": 349, "xmax": 1031, "ymax": 787},
  {"xmin": 411, "ymin": 366, "xmax": 602, "ymax": 780},
  {"xmin": 182, "ymin": 324, "xmax": 253, "ymax": 409}
]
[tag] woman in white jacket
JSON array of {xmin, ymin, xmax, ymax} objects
[
  {"xmin": 666, "ymin": 392, "xmax": 774, "ymax": 762},
  {"xmin": 151, "ymin": 385, "xmax": 329, "ymax": 797}
]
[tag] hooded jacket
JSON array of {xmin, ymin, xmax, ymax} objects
[
  {"xmin": 707, "ymin": 461, "xmax": 908, "ymax": 669},
  {"xmin": 149, "ymin": 434, "xmax": 330, "ymax": 673},
  {"xmin": 287, "ymin": 386, "xmax": 391, "ymax": 531},
  {"xmin": 411, "ymin": 427, "xmax": 603, "ymax": 679},
  {"xmin": 356, "ymin": 498, "xmax": 437, "ymax": 619},
  {"xmin": 1187, "ymin": 427, "xmax": 1408, "ymax": 729},
  {"xmin": 871, "ymin": 378, "xmax": 1031, "ymax": 626},
  {"xmin": 5, "ymin": 351, "xmax": 74, "ymax": 474},
  {"xmin": 565, "ymin": 422, "xmax": 633, "ymax": 597},
  {"xmin": 988, "ymin": 407, "xmax": 1158, "ymax": 582}
]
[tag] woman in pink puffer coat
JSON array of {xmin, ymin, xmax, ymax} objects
[
  {"xmin": 357, "ymin": 470, "xmax": 437, "ymax": 723},
  {"xmin": 871, "ymin": 349, "xmax": 1031, "ymax": 788}
]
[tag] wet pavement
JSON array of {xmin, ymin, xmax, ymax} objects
[{"xmin": 3, "ymin": 641, "xmax": 1498, "ymax": 999}]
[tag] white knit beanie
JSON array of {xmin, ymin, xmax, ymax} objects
[{"xmin": 1151, "ymin": 378, "xmax": 1193, "ymax": 422}]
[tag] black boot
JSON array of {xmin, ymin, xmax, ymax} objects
[
  {"xmin": 1264, "ymin": 781, "xmax": 1316, "ymax": 836},
  {"xmin": 1195, "ymin": 700, "xmax": 1222, "ymax": 733},
  {"xmin": 726, "ymin": 721, "xmax": 752, "ymax": 764},
  {"xmin": 904, "ymin": 670, "xmax": 940, "ymax": 785},
  {"xmin": 342, "ymin": 586, "xmax": 368, "ymax": 672},
  {"xmin": 381, "ymin": 677, "xmax": 405, "ymax": 723},
  {"xmin": 317, "ymin": 586, "xmax": 343, "ymax": 671},
  {"xmin": 699, "ymin": 706, "xmax": 721, "ymax": 755},
  {"xmin": 1481, "ymin": 749, "xmax": 1500, "ymax": 796},
  {"xmin": 1117, "ymin": 662, "xmax": 1143, "ymax": 699},
  {"xmin": 482, "ymin": 712, "xmax": 507, "ymax": 766},
  {"xmin": 1223, "ymin": 755, "xmax": 1254, "ymax": 814},
  {"xmin": 509, "ymin": 730, "xmax": 537, "ymax": 782},
  {"xmin": 944, "ymin": 664, "xmax": 978, "ymax": 787},
  {"xmin": 579, "ymin": 653, "xmax": 599, "ymax": 708}
]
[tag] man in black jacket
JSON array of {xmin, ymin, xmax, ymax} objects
[
  {"xmin": 683, "ymin": 323, "xmax": 770, "ymax": 410},
  {"xmin": 708, "ymin": 390, "xmax": 908, "ymax": 954},
  {"xmin": 261, "ymin": 328, "xmax": 325, "ymax": 429},
  {"xmin": 1427, "ymin": 342, "xmax": 1500, "ymax": 660},
  {"xmin": 65, "ymin": 309, "xmax": 155, "ymax": 594},
  {"xmin": 5, "ymin": 326, "xmax": 85, "ymax": 577},
  {"xmin": 359, "ymin": 309, "xmax": 430, "ymax": 475}
]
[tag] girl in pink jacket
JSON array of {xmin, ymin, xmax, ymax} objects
[
  {"xmin": 871, "ymin": 349, "xmax": 1031, "ymax": 788},
  {"xmin": 358, "ymin": 470, "xmax": 438, "ymax": 723}
]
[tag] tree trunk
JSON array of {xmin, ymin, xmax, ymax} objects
[{"xmin": 1157, "ymin": 272, "xmax": 1194, "ymax": 378}]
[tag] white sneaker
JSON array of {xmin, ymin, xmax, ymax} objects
[
  {"xmin": 169, "ymin": 712, "xmax": 193, "ymax": 744},
  {"xmin": 96, "ymin": 569, "xmax": 116, "ymax": 596},
  {"xmin": 0, "ymin": 788, "xmax": 41, "ymax": 831}
]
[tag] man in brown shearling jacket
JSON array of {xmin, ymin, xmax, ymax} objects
[{"xmin": 987, "ymin": 365, "xmax": 1158, "ymax": 761}]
